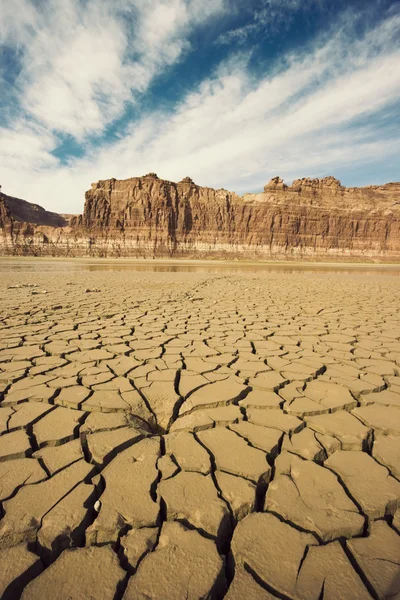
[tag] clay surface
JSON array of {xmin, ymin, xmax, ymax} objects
[{"xmin": 0, "ymin": 263, "xmax": 399, "ymax": 598}]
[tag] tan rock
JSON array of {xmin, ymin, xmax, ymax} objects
[
  {"xmin": 296, "ymin": 541, "xmax": 373, "ymax": 599},
  {"xmin": 86, "ymin": 438, "xmax": 160, "ymax": 544},
  {"xmin": 197, "ymin": 427, "xmax": 270, "ymax": 484},
  {"xmin": 0, "ymin": 429, "xmax": 31, "ymax": 460},
  {"xmin": 247, "ymin": 408, "xmax": 304, "ymax": 433},
  {"xmin": 230, "ymin": 512, "xmax": 317, "ymax": 597},
  {"xmin": 165, "ymin": 430, "xmax": 210, "ymax": 473},
  {"xmin": 0, "ymin": 457, "xmax": 46, "ymax": 501},
  {"xmin": 325, "ymin": 450, "xmax": 400, "ymax": 518},
  {"xmin": 305, "ymin": 410, "xmax": 371, "ymax": 450},
  {"xmin": 33, "ymin": 438, "xmax": 83, "ymax": 474},
  {"xmin": 265, "ymin": 452, "xmax": 364, "ymax": 540},
  {"xmin": 229, "ymin": 421, "xmax": 283, "ymax": 454},
  {"xmin": 215, "ymin": 469, "xmax": 256, "ymax": 520},
  {"xmin": 21, "ymin": 545, "xmax": 125, "ymax": 600},
  {"xmin": 4, "ymin": 175, "xmax": 400, "ymax": 260},
  {"xmin": 0, "ymin": 544, "xmax": 43, "ymax": 600},
  {"xmin": 123, "ymin": 522, "xmax": 225, "ymax": 599},
  {"xmin": 372, "ymin": 434, "xmax": 400, "ymax": 479},
  {"xmin": 347, "ymin": 520, "xmax": 400, "ymax": 599},
  {"xmin": 121, "ymin": 527, "xmax": 158, "ymax": 571},
  {"xmin": 38, "ymin": 481, "xmax": 95, "ymax": 555},
  {"xmin": 158, "ymin": 471, "xmax": 231, "ymax": 542},
  {"xmin": 0, "ymin": 459, "xmax": 92, "ymax": 546},
  {"xmin": 33, "ymin": 406, "xmax": 85, "ymax": 447},
  {"xmin": 282, "ymin": 427, "xmax": 326, "ymax": 461}
]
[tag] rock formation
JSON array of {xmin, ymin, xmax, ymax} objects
[{"xmin": 1, "ymin": 174, "xmax": 400, "ymax": 260}]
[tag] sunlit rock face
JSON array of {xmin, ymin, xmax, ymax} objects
[{"xmin": 1, "ymin": 173, "xmax": 400, "ymax": 260}]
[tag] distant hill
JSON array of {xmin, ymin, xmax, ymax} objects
[{"xmin": 1, "ymin": 192, "xmax": 75, "ymax": 227}]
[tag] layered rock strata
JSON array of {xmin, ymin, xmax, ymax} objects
[{"xmin": 1, "ymin": 173, "xmax": 400, "ymax": 260}]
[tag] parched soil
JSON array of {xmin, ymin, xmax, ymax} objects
[{"xmin": 0, "ymin": 265, "xmax": 399, "ymax": 599}]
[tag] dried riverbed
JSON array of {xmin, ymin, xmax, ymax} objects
[{"xmin": 0, "ymin": 262, "xmax": 399, "ymax": 599}]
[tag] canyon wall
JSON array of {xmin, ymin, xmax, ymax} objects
[{"xmin": 1, "ymin": 174, "xmax": 400, "ymax": 261}]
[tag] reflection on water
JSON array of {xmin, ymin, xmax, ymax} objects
[{"xmin": 0, "ymin": 258, "xmax": 399, "ymax": 276}]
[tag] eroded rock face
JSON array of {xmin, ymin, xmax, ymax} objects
[{"xmin": 1, "ymin": 174, "xmax": 400, "ymax": 259}]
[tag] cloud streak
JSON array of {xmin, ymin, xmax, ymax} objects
[{"xmin": 0, "ymin": 1, "xmax": 399, "ymax": 213}]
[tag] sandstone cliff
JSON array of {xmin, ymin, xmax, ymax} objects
[{"xmin": 1, "ymin": 174, "xmax": 400, "ymax": 261}]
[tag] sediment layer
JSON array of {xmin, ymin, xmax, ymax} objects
[{"xmin": 1, "ymin": 173, "xmax": 400, "ymax": 260}]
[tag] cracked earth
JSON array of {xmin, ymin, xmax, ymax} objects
[{"xmin": 0, "ymin": 264, "xmax": 399, "ymax": 599}]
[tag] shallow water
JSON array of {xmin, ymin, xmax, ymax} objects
[{"xmin": 1, "ymin": 258, "xmax": 400, "ymax": 276}]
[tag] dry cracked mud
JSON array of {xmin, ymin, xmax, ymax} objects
[{"xmin": 0, "ymin": 263, "xmax": 399, "ymax": 599}]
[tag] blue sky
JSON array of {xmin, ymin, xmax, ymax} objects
[{"xmin": 0, "ymin": 0, "xmax": 399, "ymax": 213}]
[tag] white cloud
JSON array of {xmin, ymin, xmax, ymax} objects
[
  {"xmin": 0, "ymin": 3, "xmax": 399, "ymax": 213},
  {"xmin": 0, "ymin": 0, "xmax": 225, "ymax": 139}
]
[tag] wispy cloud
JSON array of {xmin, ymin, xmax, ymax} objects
[
  {"xmin": 0, "ymin": 0, "xmax": 225, "ymax": 139},
  {"xmin": 217, "ymin": 0, "xmax": 321, "ymax": 45},
  {"xmin": 0, "ymin": 1, "xmax": 399, "ymax": 213}
]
